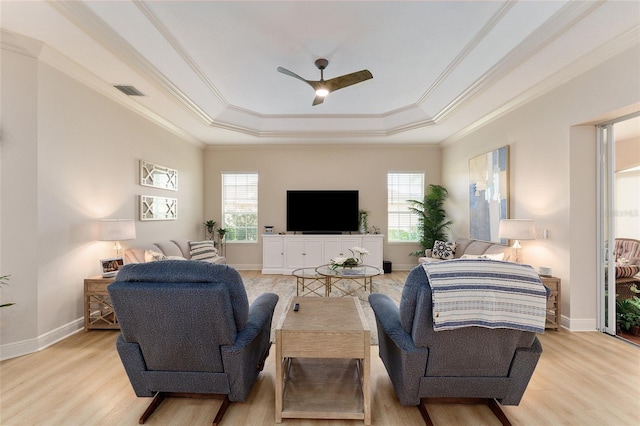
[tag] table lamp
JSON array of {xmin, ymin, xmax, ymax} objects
[
  {"xmin": 99, "ymin": 219, "xmax": 136, "ymax": 258},
  {"xmin": 498, "ymin": 219, "xmax": 535, "ymax": 263}
]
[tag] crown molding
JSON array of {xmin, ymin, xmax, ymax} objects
[
  {"xmin": 442, "ymin": 25, "xmax": 640, "ymax": 147},
  {"xmin": 14, "ymin": 0, "xmax": 630, "ymax": 145},
  {"xmin": 51, "ymin": 0, "xmax": 216, "ymax": 126},
  {"xmin": 431, "ymin": 0, "xmax": 603, "ymax": 124},
  {"xmin": 0, "ymin": 29, "xmax": 43, "ymax": 58}
]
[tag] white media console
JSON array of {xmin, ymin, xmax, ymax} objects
[{"xmin": 262, "ymin": 234, "xmax": 384, "ymax": 275}]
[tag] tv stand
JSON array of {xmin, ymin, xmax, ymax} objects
[
  {"xmin": 262, "ymin": 234, "xmax": 384, "ymax": 275},
  {"xmin": 302, "ymin": 231, "xmax": 342, "ymax": 235}
]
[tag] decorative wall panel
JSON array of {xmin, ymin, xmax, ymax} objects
[
  {"xmin": 140, "ymin": 195, "xmax": 178, "ymax": 221},
  {"xmin": 140, "ymin": 160, "xmax": 178, "ymax": 191}
]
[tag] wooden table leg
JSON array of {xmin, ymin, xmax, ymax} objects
[{"xmin": 275, "ymin": 330, "xmax": 283, "ymax": 423}]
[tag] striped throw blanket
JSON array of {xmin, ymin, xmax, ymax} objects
[{"xmin": 422, "ymin": 260, "xmax": 547, "ymax": 333}]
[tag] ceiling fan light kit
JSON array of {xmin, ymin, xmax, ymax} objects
[{"xmin": 277, "ymin": 58, "xmax": 373, "ymax": 106}]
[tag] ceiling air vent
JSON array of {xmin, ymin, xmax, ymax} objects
[{"xmin": 113, "ymin": 85, "xmax": 145, "ymax": 96}]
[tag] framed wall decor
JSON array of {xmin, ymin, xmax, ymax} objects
[
  {"xmin": 469, "ymin": 145, "xmax": 509, "ymax": 243},
  {"xmin": 140, "ymin": 195, "xmax": 178, "ymax": 221},
  {"xmin": 140, "ymin": 160, "xmax": 178, "ymax": 191}
]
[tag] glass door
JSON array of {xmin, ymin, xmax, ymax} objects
[
  {"xmin": 597, "ymin": 112, "xmax": 640, "ymax": 335},
  {"xmin": 597, "ymin": 123, "xmax": 616, "ymax": 334}
]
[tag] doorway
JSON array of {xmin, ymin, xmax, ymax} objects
[{"xmin": 597, "ymin": 114, "xmax": 640, "ymax": 343}]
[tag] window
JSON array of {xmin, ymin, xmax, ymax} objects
[
  {"xmin": 222, "ymin": 173, "xmax": 258, "ymax": 242},
  {"xmin": 387, "ymin": 172, "xmax": 424, "ymax": 242}
]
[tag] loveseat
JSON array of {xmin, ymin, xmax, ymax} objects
[
  {"xmin": 418, "ymin": 237, "xmax": 511, "ymax": 263},
  {"xmin": 124, "ymin": 238, "xmax": 226, "ymax": 265}
]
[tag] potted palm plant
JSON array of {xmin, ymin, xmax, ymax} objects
[
  {"xmin": 204, "ymin": 220, "xmax": 217, "ymax": 240},
  {"xmin": 408, "ymin": 184, "xmax": 452, "ymax": 257}
]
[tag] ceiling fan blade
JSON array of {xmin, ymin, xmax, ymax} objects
[
  {"xmin": 324, "ymin": 70, "xmax": 373, "ymax": 93},
  {"xmin": 279, "ymin": 62, "xmax": 372, "ymax": 106},
  {"xmin": 277, "ymin": 67, "xmax": 313, "ymax": 85}
]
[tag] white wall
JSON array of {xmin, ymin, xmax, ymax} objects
[
  {"xmin": 614, "ymin": 135, "xmax": 640, "ymax": 239},
  {"xmin": 615, "ymin": 170, "xmax": 640, "ymax": 239},
  {"xmin": 204, "ymin": 144, "xmax": 442, "ymax": 271},
  {"xmin": 1, "ymin": 45, "xmax": 204, "ymax": 359},
  {"xmin": 441, "ymin": 44, "xmax": 640, "ymax": 331},
  {"xmin": 1, "ymin": 48, "xmax": 39, "ymax": 348}
]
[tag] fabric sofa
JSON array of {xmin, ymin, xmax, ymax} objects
[
  {"xmin": 418, "ymin": 237, "xmax": 512, "ymax": 263},
  {"xmin": 124, "ymin": 238, "xmax": 226, "ymax": 265}
]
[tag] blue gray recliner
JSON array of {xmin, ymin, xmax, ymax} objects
[
  {"xmin": 108, "ymin": 261, "xmax": 278, "ymax": 425},
  {"xmin": 369, "ymin": 264, "xmax": 544, "ymax": 426}
]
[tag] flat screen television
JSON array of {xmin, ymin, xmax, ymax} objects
[{"xmin": 287, "ymin": 190, "xmax": 359, "ymax": 234}]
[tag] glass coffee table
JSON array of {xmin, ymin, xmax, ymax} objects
[
  {"xmin": 291, "ymin": 267, "xmax": 329, "ymax": 297},
  {"xmin": 315, "ymin": 264, "xmax": 381, "ymax": 297}
]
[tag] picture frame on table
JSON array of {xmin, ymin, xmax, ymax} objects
[{"xmin": 100, "ymin": 257, "xmax": 124, "ymax": 278}]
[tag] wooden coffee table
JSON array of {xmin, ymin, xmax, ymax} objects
[{"xmin": 275, "ymin": 296, "xmax": 371, "ymax": 424}]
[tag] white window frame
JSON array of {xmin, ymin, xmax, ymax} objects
[
  {"xmin": 387, "ymin": 172, "xmax": 425, "ymax": 242},
  {"xmin": 221, "ymin": 172, "xmax": 259, "ymax": 243}
]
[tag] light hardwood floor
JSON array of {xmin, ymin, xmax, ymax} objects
[{"xmin": 1, "ymin": 272, "xmax": 639, "ymax": 425}]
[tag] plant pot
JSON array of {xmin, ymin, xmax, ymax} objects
[{"xmin": 631, "ymin": 325, "xmax": 640, "ymax": 336}]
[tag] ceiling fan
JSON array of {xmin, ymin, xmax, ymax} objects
[{"xmin": 277, "ymin": 58, "xmax": 373, "ymax": 106}]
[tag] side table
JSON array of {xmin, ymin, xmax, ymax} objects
[
  {"xmin": 540, "ymin": 276, "xmax": 561, "ymax": 330},
  {"xmin": 84, "ymin": 276, "xmax": 118, "ymax": 331}
]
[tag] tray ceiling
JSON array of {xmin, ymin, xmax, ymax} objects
[{"xmin": 1, "ymin": 1, "xmax": 639, "ymax": 145}]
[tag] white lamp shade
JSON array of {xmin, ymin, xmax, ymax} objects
[
  {"xmin": 99, "ymin": 219, "xmax": 136, "ymax": 241},
  {"xmin": 498, "ymin": 219, "xmax": 535, "ymax": 241}
]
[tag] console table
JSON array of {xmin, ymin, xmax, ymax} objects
[
  {"xmin": 262, "ymin": 234, "xmax": 384, "ymax": 274},
  {"xmin": 84, "ymin": 276, "xmax": 118, "ymax": 331}
]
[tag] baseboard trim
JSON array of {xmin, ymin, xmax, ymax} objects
[
  {"xmin": 233, "ymin": 263, "xmax": 262, "ymax": 271},
  {"xmin": 564, "ymin": 315, "xmax": 597, "ymax": 332},
  {"xmin": 0, "ymin": 317, "xmax": 84, "ymax": 361}
]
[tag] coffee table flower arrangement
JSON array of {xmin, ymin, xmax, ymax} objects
[{"xmin": 331, "ymin": 247, "xmax": 370, "ymax": 270}]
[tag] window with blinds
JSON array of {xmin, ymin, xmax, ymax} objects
[
  {"xmin": 387, "ymin": 172, "xmax": 424, "ymax": 242},
  {"xmin": 222, "ymin": 173, "xmax": 258, "ymax": 242}
]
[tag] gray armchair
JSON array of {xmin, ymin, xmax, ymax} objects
[
  {"xmin": 108, "ymin": 261, "xmax": 278, "ymax": 425},
  {"xmin": 369, "ymin": 264, "xmax": 543, "ymax": 425}
]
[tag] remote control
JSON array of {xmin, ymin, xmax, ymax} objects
[{"xmin": 293, "ymin": 303, "xmax": 300, "ymax": 312}]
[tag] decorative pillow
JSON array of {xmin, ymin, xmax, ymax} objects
[
  {"xmin": 461, "ymin": 253, "xmax": 505, "ymax": 261},
  {"xmin": 484, "ymin": 253, "xmax": 505, "ymax": 261},
  {"xmin": 431, "ymin": 240, "xmax": 456, "ymax": 260},
  {"xmin": 616, "ymin": 264, "xmax": 640, "ymax": 278},
  {"xmin": 189, "ymin": 240, "xmax": 219, "ymax": 261},
  {"xmin": 461, "ymin": 254, "xmax": 487, "ymax": 259},
  {"xmin": 144, "ymin": 250, "xmax": 167, "ymax": 262},
  {"xmin": 167, "ymin": 256, "xmax": 187, "ymax": 261}
]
